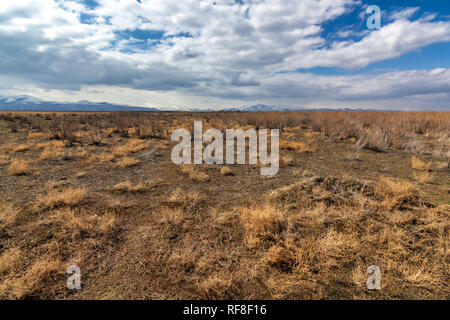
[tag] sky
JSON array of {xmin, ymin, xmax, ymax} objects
[{"xmin": 0, "ymin": 0, "xmax": 449, "ymax": 110}]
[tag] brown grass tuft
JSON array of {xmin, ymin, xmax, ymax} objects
[
  {"xmin": 280, "ymin": 140, "xmax": 316, "ymax": 153},
  {"xmin": 115, "ymin": 156, "xmax": 140, "ymax": 168},
  {"xmin": 37, "ymin": 187, "xmax": 87, "ymax": 209},
  {"xmin": 411, "ymin": 156, "xmax": 432, "ymax": 171},
  {"xmin": 8, "ymin": 160, "xmax": 32, "ymax": 176},
  {"xmin": 375, "ymin": 178, "xmax": 421, "ymax": 210},
  {"xmin": 240, "ymin": 204, "xmax": 285, "ymax": 248}
]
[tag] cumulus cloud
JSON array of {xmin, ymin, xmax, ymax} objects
[{"xmin": 0, "ymin": 0, "xmax": 449, "ymax": 110}]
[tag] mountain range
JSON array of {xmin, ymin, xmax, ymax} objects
[
  {"xmin": 0, "ymin": 95, "xmax": 158, "ymax": 112},
  {"xmin": 0, "ymin": 95, "xmax": 384, "ymax": 112}
]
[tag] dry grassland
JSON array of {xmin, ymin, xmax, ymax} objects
[{"xmin": 0, "ymin": 111, "xmax": 448, "ymax": 300}]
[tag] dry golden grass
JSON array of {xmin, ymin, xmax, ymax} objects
[
  {"xmin": 280, "ymin": 140, "xmax": 316, "ymax": 153},
  {"xmin": 36, "ymin": 140, "xmax": 65, "ymax": 150},
  {"xmin": 158, "ymin": 207, "xmax": 185, "ymax": 225},
  {"xmin": 220, "ymin": 166, "xmax": 233, "ymax": 176},
  {"xmin": 189, "ymin": 170, "xmax": 210, "ymax": 182},
  {"xmin": 112, "ymin": 181, "xmax": 147, "ymax": 193},
  {"xmin": 1, "ymin": 145, "xmax": 15, "ymax": 153},
  {"xmin": 112, "ymin": 138, "xmax": 149, "ymax": 156},
  {"xmin": 87, "ymin": 153, "xmax": 115, "ymax": 164},
  {"xmin": 412, "ymin": 171, "xmax": 433, "ymax": 184},
  {"xmin": 8, "ymin": 160, "xmax": 32, "ymax": 175},
  {"xmin": 180, "ymin": 165, "xmax": 209, "ymax": 182},
  {"xmin": 27, "ymin": 132, "xmax": 47, "ymax": 140},
  {"xmin": 240, "ymin": 204, "xmax": 285, "ymax": 248},
  {"xmin": 0, "ymin": 248, "xmax": 21, "ymax": 275},
  {"xmin": 280, "ymin": 153, "xmax": 294, "ymax": 166},
  {"xmin": 50, "ymin": 208, "xmax": 116, "ymax": 236},
  {"xmin": 0, "ymin": 257, "xmax": 63, "ymax": 299},
  {"xmin": 411, "ymin": 156, "xmax": 432, "ymax": 171},
  {"xmin": 169, "ymin": 188, "xmax": 204, "ymax": 206},
  {"xmin": 37, "ymin": 187, "xmax": 87, "ymax": 209},
  {"xmin": 13, "ymin": 144, "xmax": 30, "ymax": 153},
  {"xmin": 39, "ymin": 147, "xmax": 65, "ymax": 160},
  {"xmin": 115, "ymin": 156, "xmax": 140, "ymax": 168},
  {"xmin": 0, "ymin": 202, "xmax": 18, "ymax": 225},
  {"xmin": 0, "ymin": 154, "xmax": 9, "ymax": 165},
  {"xmin": 375, "ymin": 177, "xmax": 421, "ymax": 210}
]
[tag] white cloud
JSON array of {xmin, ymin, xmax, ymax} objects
[{"xmin": 0, "ymin": 0, "xmax": 449, "ymax": 110}]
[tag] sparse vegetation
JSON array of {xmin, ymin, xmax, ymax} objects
[{"xmin": 0, "ymin": 111, "xmax": 448, "ymax": 300}]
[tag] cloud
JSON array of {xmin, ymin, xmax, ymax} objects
[{"xmin": 0, "ymin": 0, "xmax": 449, "ymax": 110}]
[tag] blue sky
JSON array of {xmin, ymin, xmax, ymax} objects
[{"xmin": 0, "ymin": 0, "xmax": 449, "ymax": 110}]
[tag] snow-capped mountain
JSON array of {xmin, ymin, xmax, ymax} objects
[
  {"xmin": 221, "ymin": 104, "xmax": 290, "ymax": 112},
  {"xmin": 0, "ymin": 95, "xmax": 159, "ymax": 112},
  {"xmin": 0, "ymin": 95, "xmax": 388, "ymax": 112}
]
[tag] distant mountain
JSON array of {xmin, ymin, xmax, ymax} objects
[
  {"xmin": 0, "ymin": 95, "xmax": 159, "ymax": 112},
  {"xmin": 222, "ymin": 104, "xmax": 390, "ymax": 112},
  {"xmin": 222, "ymin": 104, "xmax": 290, "ymax": 112},
  {"xmin": 0, "ymin": 96, "xmax": 393, "ymax": 112}
]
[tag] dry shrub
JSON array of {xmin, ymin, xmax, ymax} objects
[
  {"xmin": 37, "ymin": 187, "xmax": 87, "ymax": 209},
  {"xmin": 8, "ymin": 160, "xmax": 32, "ymax": 176},
  {"xmin": 353, "ymin": 127, "xmax": 396, "ymax": 152},
  {"xmin": 49, "ymin": 119, "xmax": 79, "ymax": 145},
  {"xmin": 87, "ymin": 126, "xmax": 104, "ymax": 145},
  {"xmin": 404, "ymin": 137, "xmax": 425, "ymax": 154},
  {"xmin": 115, "ymin": 156, "xmax": 140, "ymax": 168},
  {"xmin": 220, "ymin": 166, "xmax": 233, "ymax": 176},
  {"xmin": 411, "ymin": 156, "xmax": 432, "ymax": 171}
]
